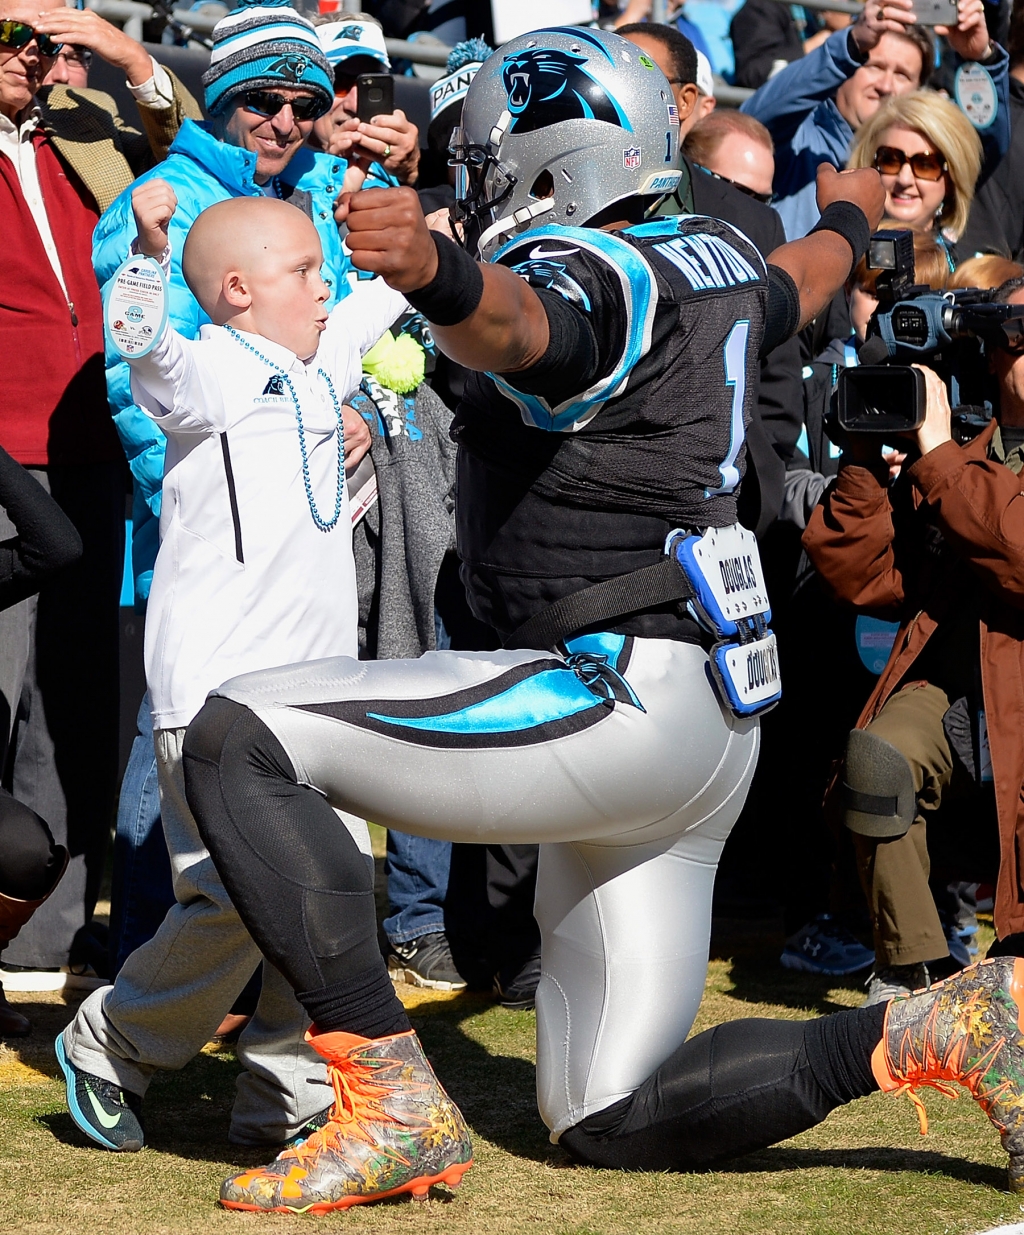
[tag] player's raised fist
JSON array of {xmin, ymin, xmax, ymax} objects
[
  {"xmin": 815, "ymin": 163, "xmax": 886, "ymax": 231},
  {"xmin": 344, "ymin": 186, "xmax": 440, "ymax": 294}
]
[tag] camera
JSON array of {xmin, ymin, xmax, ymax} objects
[{"xmin": 836, "ymin": 230, "xmax": 1024, "ymax": 436}]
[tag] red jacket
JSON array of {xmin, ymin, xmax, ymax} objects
[
  {"xmin": 803, "ymin": 421, "xmax": 1024, "ymax": 938},
  {"xmin": 0, "ymin": 130, "xmax": 121, "ymax": 467}
]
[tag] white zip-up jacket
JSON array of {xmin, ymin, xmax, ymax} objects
[{"xmin": 129, "ymin": 277, "xmax": 406, "ymax": 730}]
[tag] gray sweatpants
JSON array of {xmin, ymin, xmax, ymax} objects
[{"xmin": 65, "ymin": 725, "xmax": 372, "ymax": 1145}]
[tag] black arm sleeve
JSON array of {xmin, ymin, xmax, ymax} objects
[
  {"xmin": 496, "ymin": 287, "xmax": 602, "ymax": 405},
  {"xmin": 0, "ymin": 447, "xmax": 82, "ymax": 612},
  {"xmin": 761, "ymin": 265, "xmax": 801, "ymax": 357}
]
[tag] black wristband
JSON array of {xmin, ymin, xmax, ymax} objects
[
  {"xmin": 810, "ymin": 200, "xmax": 871, "ymax": 267},
  {"xmin": 405, "ymin": 232, "xmax": 485, "ymax": 326}
]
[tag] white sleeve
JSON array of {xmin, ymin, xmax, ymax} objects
[
  {"xmin": 322, "ymin": 278, "xmax": 408, "ymax": 361},
  {"xmin": 129, "ymin": 327, "xmax": 227, "ymax": 434},
  {"xmin": 127, "ymin": 58, "xmax": 174, "ymax": 111}
]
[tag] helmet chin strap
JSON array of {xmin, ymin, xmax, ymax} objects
[{"xmin": 477, "ymin": 197, "xmax": 555, "ymax": 256}]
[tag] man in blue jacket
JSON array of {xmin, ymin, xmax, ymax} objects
[{"xmin": 742, "ymin": 0, "xmax": 1008, "ymax": 238}]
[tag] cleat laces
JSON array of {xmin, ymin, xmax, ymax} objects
[
  {"xmin": 290, "ymin": 1053, "xmax": 416, "ymax": 1167},
  {"xmin": 887, "ymin": 982, "xmax": 1009, "ymax": 1135}
]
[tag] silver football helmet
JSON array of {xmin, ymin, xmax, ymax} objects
[{"xmin": 450, "ymin": 26, "xmax": 683, "ymax": 260}]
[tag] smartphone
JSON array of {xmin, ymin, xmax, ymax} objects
[
  {"xmin": 912, "ymin": 0, "xmax": 958, "ymax": 26},
  {"xmin": 356, "ymin": 73, "xmax": 394, "ymax": 123}
]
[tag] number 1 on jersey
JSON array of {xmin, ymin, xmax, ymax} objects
[{"xmin": 705, "ymin": 319, "xmax": 750, "ymax": 498}]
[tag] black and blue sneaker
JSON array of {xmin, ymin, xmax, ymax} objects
[
  {"xmin": 55, "ymin": 1031, "xmax": 145, "ymax": 1152},
  {"xmin": 780, "ymin": 914, "xmax": 875, "ymax": 976}
]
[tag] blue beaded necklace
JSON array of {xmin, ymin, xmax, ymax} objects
[{"xmin": 225, "ymin": 326, "xmax": 345, "ymax": 533}]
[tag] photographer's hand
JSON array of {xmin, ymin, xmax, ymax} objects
[
  {"xmin": 938, "ymin": 0, "xmax": 994, "ymax": 61},
  {"xmin": 908, "ymin": 365, "xmax": 952, "ymax": 456},
  {"xmin": 850, "ymin": 0, "xmax": 916, "ymax": 54}
]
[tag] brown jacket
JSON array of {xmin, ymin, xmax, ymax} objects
[
  {"xmin": 803, "ymin": 420, "xmax": 1024, "ymax": 938},
  {"xmin": 37, "ymin": 70, "xmax": 202, "ymax": 214}
]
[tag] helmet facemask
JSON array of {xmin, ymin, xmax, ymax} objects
[{"xmin": 448, "ymin": 124, "xmax": 518, "ymax": 257}]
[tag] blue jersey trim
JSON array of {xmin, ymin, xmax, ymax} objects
[
  {"xmin": 624, "ymin": 218, "xmax": 686, "ymax": 239},
  {"xmin": 490, "ymin": 225, "xmax": 657, "ymax": 432}
]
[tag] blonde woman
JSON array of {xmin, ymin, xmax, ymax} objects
[{"xmin": 848, "ymin": 90, "xmax": 982, "ymax": 264}]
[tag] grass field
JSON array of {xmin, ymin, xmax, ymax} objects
[{"xmin": 1, "ymin": 850, "xmax": 1021, "ymax": 1235}]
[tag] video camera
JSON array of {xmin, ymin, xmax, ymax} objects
[{"xmin": 836, "ymin": 229, "xmax": 1024, "ymax": 437}]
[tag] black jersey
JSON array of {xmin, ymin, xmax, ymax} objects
[{"xmin": 451, "ymin": 215, "xmax": 770, "ymax": 641}]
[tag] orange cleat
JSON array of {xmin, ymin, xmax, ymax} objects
[
  {"xmin": 872, "ymin": 956, "xmax": 1024, "ymax": 1192},
  {"xmin": 220, "ymin": 1026, "xmax": 473, "ymax": 1213}
]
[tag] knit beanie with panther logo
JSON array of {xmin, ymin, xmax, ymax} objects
[{"xmin": 202, "ymin": 0, "xmax": 334, "ymax": 117}]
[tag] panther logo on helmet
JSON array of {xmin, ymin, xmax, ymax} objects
[{"xmin": 501, "ymin": 48, "xmax": 630, "ymax": 135}]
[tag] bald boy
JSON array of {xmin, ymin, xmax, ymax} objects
[{"xmin": 57, "ymin": 182, "xmax": 407, "ymax": 1155}]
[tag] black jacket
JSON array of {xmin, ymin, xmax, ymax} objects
[
  {"xmin": 730, "ymin": 0, "xmax": 804, "ymax": 90},
  {"xmin": 0, "ymin": 446, "xmax": 81, "ymax": 611},
  {"xmin": 960, "ymin": 75, "xmax": 1024, "ymax": 261}
]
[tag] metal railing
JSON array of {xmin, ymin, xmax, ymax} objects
[
  {"xmin": 85, "ymin": 0, "xmax": 152, "ymax": 42},
  {"xmin": 86, "ymin": 0, "xmax": 857, "ymax": 99},
  {"xmin": 384, "ymin": 39, "xmax": 452, "ymax": 66}
]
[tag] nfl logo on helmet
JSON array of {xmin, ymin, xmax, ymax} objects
[{"xmin": 623, "ymin": 146, "xmax": 642, "ymax": 170}]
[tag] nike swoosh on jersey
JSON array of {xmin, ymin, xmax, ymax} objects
[
  {"xmin": 86, "ymin": 1087, "xmax": 122, "ymax": 1129},
  {"xmin": 528, "ymin": 245, "xmax": 580, "ymax": 259}
]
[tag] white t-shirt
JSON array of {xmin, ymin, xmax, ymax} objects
[{"xmin": 129, "ymin": 277, "xmax": 407, "ymax": 729}]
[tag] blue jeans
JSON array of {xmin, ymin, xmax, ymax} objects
[
  {"xmin": 107, "ymin": 694, "xmax": 174, "ymax": 977},
  {"xmin": 383, "ymin": 831, "xmax": 451, "ymax": 946}
]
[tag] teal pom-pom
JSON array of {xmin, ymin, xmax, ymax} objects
[{"xmin": 446, "ymin": 37, "xmax": 492, "ymax": 72}]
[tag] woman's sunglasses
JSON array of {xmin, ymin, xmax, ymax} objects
[
  {"xmin": 0, "ymin": 19, "xmax": 62, "ymax": 57},
  {"xmin": 872, "ymin": 145, "xmax": 947, "ymax": 182},
  {"xmin": 240, "ymin": 89, "xmax": 326, "ymax": 122}
]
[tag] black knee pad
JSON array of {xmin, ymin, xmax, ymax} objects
[
  {"xmin": 183, "ymin": 696, "xmax": 299, "ymax": 850},
  {"xmin": 183, "ymin": 696, "xmax": 256, "ymax": 768},
  {"xmin": 841, "ymin": 728, "xmax": 916, "ymax": 838}
]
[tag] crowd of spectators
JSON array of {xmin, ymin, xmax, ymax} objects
[{"xmin": 2, "ymin": 0, "xmax": 1024, "ymax": 1073}]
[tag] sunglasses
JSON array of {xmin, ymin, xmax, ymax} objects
[
  {"xmin": 240, "ymin": 89, "xmax": 324, "ymax": 122},
  {"xmin": 694, "ymin": 163, "xmax": 773, "ymax": 205},
  {"xmin": 872, "ymin": 144, "xmax": 947, "ymax": 181},
  {"xmin": 0, "ymin": 19, "xmax": 62, "ymax": 57}
]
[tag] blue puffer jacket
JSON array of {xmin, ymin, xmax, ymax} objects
[
  {"xmin": 742, "ymin": 28, "xmax": 1010, "ymax": 240},
  {"xmin": 94, "ymin": 119, "xmax": 392, "ymax": 604}
]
